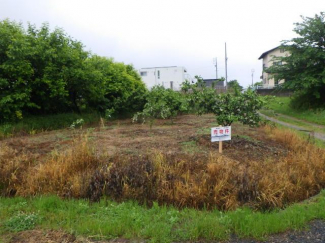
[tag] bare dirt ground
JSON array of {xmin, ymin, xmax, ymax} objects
[{"xmin": 1, "ymin": 114, "xmax": 287, "ymax": 162}]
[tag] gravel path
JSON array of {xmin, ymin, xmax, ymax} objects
[{"xmin": 259, "ymin": 113, "xmax": 325, "ymax": 142}]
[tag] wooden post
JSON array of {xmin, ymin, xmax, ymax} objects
[{"xmin": 218, "ymin": 125, "xmax": 223, "ymax": 153}]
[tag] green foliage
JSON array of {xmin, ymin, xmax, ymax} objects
[
  {"xmin": 0, "ymin": 19, "xmax": 147, "ymax": 122},
  {"xmin": 267, "ymin": 12, "xmax": 325, "ymax": 108},
  {"xmin": 4, "ymin": 212, "xmax": 39, "ymax": 232},
  {"xmin": 135, "ymin": 77, "xmax": 264, "ymax": 127},
  {"xmin": 254, "ymin": 81, "xmax": 263, "ymax": 87},
  {"xmin": 0, "ymin": 112, "xmax": 99, "ymax": 138},
  {"xmin": 214, "ymin": 89, "xmax": 265, "ymax": 126},
  {"xmin": 186, "ymin": 77, "xmax": 264, "ymax": 126},
  {"xmin": 260, "ymin": 96, "xmax": 325, "ymax": 126},
  {"xmin": 133, "ymin": 85, "xmax": 188, "ymax": 123},
  {"xmin": 227, "ymin": 79, "xmax": 243, "ymax": 92},
  {"xmin": 69, "ymin": 118, "xmax": 84, "ymax": 129},
  {"xmin": 180, "ymin": 79, "xmax": 192, "ymax": 93},
  {"xmin": 189, "ymin": 76, "xmax": 221, "ymax": 115}
]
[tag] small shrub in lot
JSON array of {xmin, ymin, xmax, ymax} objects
[
  {"xmin": 135, "ymin": 80, "xmax": 264, "ymax": 127},
  {"xmin": 69, "ymin": 118, "xmax": 84, "ymax": 129},
  {"xmin": 4, "ymin": 212, "xmax": 39, "ymax": 232},
  {"xmin": 133, "ymin": 85, "xmax": 189, "ymax": 124},
  {"xmin": 213, "ymin": 89, "xmax": 265, "ymax": 126}
]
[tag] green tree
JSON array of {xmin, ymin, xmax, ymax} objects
[
  {"xmin": 227, "ymin": 80, "xmax": 243, "ymax": 91},
  {"xmin": 0, "ymin": 20, "xmax": 34, "ymax": 121},
  {"xmin": 25, "ymin": 23, "xmax": 89, "ymax": 114},
  {"xmin": 0, "ymin": 19, "xmax": 147, "ymax": 122},
  {"xmin": 267, "ymin": 12, "xmax": 325, "ymax": 108}
]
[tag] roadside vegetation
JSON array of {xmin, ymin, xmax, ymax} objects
[
  {"xmin": 1, "ymin": 191, "xmax": 325, "ymax": 242},
  {"xmin": 261, "ymin": 97, "xmax": 325, "ymax": 126}
]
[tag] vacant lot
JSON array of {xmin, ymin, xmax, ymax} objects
[
  {"xmin": 1, "ymin": 114, "xmax": 282, "ymax": 161},
  {"xmin": 1, "ymin": 114, "xmax": 325, "ymax": 210}
]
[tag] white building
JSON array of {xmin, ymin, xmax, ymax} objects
[
  {"xmin": 139, "ymin": 66, "xmax": 190, "ymax": 91},
  {"xmin": 258, "ymin": 46, "xmax": 289, "ymax": 88}
]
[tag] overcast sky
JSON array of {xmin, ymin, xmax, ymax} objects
[{"xmin": 1, "ymin": 0, "xmax": 324, "ymax": 87}]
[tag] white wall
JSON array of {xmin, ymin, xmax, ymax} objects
[
  {"xmin": 139, "ymin": 66, "xmax": 187, "ymax": 91},
  {"xmin": 262, "ymin": 48, "xmax": 289, "ymax": 86}
]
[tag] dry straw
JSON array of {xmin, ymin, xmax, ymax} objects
[{"xmin": 1, "ymin": 126, "xmax": 325, "ymax": 210}]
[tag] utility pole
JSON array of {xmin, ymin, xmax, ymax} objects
[
  {"xmin": 225, "ymin": 42, "xmax": 228, "ymax": 89},
  {"xmin": 251, "ymin": 69, "xmax": 255, "ymax": 87},
  {"xmin": 213, "ymin": 57, "xmax": 218, "ymax": 79}
]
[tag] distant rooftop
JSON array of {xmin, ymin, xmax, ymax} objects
[
  {"xmin": 140, "ymin": 66, "xmax": 178, "ymax": 69},
  {"xmin": 258, "ymin": 46, "xmax": 280, "ymax": 60}
]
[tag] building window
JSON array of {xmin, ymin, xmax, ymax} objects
[
  {"xmin": 158, "ymin": 70, "xmax": 160, "ymax": 79},
  {"xmin": 280, "ymin": 48, "xmax": 285, "ymax": 53},
  {"xmin": 170, "ymin": 81, "xmax": 173, "ymax": 90},
  {"xmin": 140, "ymin": 71, "xmax": 147, "ymax": 77}
]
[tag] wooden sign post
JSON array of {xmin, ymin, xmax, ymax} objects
[{"xmin": 211, "ymin": 126, "xmax": 231, "ymax": 154}]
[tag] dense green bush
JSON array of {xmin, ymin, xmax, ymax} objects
[
  {"xmin": 133, "ymin": 85, "xmax": 188, "ymax": 123},
  {"xmin": 0, "ymin": 19, "xmax": 147, "ymax": 122},
  {"xmin": 186, "ymin": 77, "xmax": 264, "ymax": 126},
  {"xmin": 135, "ymin": 79, "xmax": 264, "ymax": 127}
]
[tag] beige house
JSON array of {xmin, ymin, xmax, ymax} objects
[{"xmin": 258, "ymin": 46, "xmax": 289, "ymax": 88}]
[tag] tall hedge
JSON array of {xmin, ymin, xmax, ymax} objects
[{"xmin": 0, "ymin": 19, "xmax": 147, "ymax": 122}]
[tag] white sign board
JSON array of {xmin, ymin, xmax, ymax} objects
[{"xmin": 211, "ymin": 126, "xmax": 231, "ymax": 142}]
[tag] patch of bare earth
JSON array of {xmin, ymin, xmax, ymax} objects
[
  {"xmin": 5, "ymin": 230, "xmax": 132, "ymax": 243},
  {"xmin": 0, "ymin": 114, "xmax": 288, "ymax": 162}
]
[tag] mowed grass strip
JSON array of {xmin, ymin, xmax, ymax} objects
[
  {"xmin": 263, "ymin": 96, "xmax": 325, "ymax": 126},
  {"xmin": 1, "ymin": 193, "xmax": 325, "ymax": 242}
]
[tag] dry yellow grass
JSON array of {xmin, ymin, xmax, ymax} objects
[
  {"xmin": 1, "ymin": 125, "xmax": 325, "ymax": 210},
  {"xmin": 99, "ymin": 126, "xmax": 325, "ymax": 209},
  {"xmin": 0, "ymin": 135, "xmax": 103, "ymax": 198}
]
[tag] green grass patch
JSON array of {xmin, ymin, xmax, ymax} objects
[
  {"xmin": 0, "ymin": 112, "xmax": 100, "ymax": 138},
  {"xmin": 261, "ymin": 112, "xmax": 325, "ymax": 134},
  {"xmin": 180, "ymin": 141, "xmax": 201, "ymax": 153},
  {"xmin": 264, "ymin": 96, "xmax": 325, "ymax": 126},
  {"xmin": 1, "ymin": 193, "xmax": 325, "ymax": 242},
  {"xmin": 196, "ymin": 127, "xmax": 211, "ymax": 135}
]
